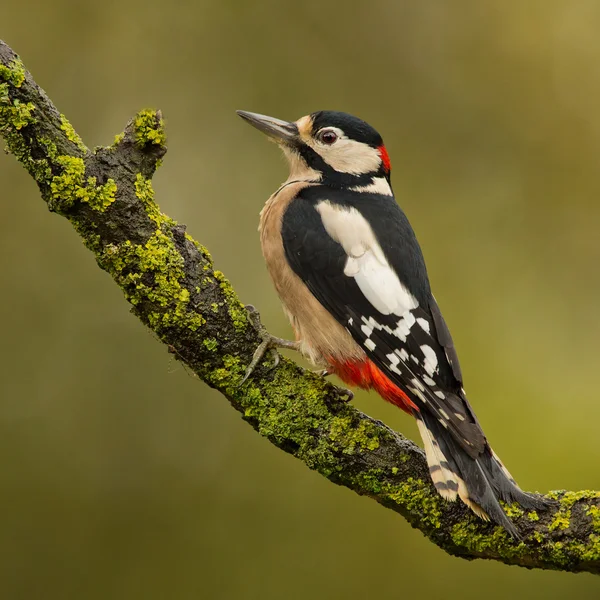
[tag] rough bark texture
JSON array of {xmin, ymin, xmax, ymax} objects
[{"xmin": 1, "ymin": 39, "xmax": 599, "ymax": 575}]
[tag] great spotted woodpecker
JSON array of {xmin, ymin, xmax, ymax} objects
[{"xmin": 237, "ymin": 109, "xmax": 545, "ymax": 536}]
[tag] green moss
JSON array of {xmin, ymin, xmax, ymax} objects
[
  {"xmin": 391, "ymin": 467, "xmax": 399, "ymax": 475},
  {"xmin": 329, "ymin": 416, "xmax": 380, "ymax": 453},
  {"xmin": 133, "ymin": 109, "xmax": 166, "ymax": 148},
  {"xmin": 211, "ymin": 302, "xmax": 220, "ymax": 314},
  {"xmin": 213, "ymin": 270, "xmax": 247, "ymax": 331},
  {"xmin": 49, "ymin": 155, "xmax": 117, "ymax": 212},
  {"xmin": 528, "ymin": 511, "xmax": 540, "ymax": 522},
  {"xmin": 60, "ymin": 114, "xmax": 86, "ymax": 152},
  {"xmin": 203, "ymin": 338, "xmax": 218, "ymax": 352}
]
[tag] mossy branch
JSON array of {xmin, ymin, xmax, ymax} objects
[{"xmin": 1, "ymin": 38, "xmax": 599, "ymax": 575}]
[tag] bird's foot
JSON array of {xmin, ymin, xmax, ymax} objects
[
  {"xmin": 241, "ymin": 305, "xmax": 300, "ymax": 384},
  {"xmin": 335, "ymin": 386, "xmax": 354, "ymax": 402},
  {"xmin": 310, "ymin": 367, "xmax": 354, "ymax": 402},
  {"xmin": 313, "ymin": 368, "xmax": 330, "ymax": 378}
]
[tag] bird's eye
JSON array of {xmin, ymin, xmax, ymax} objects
[{"xmin": 317, "ymin": 129, "xmax": 338, "ymax": 145}]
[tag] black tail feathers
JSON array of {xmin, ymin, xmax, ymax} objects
[{"xmin": 417, "ymin": 412, "xmax": 547, "ymax": 538}]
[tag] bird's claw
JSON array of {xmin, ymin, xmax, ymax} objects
[
  {"xmin": 309, "ymin": 367, "xmax": 354, "ymax": 402},
  {"xmin": 240, "ymin": 305, "xmax": 300, "ymax": 385},
  {"xmin": 335, "ymin": 386, "xmax": 354, "ymax": 402}
]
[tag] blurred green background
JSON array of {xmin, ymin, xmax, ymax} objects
[{"xmin": 2, "ymin": 1, "xmax": 600, "ymax": 598}]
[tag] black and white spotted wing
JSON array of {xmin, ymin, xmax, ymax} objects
[{"xmin": 281, "ymin": 186, "xmax": 485, "ymax": 457}]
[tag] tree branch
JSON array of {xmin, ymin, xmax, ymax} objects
[{"xmin": 2, "ymin": 39, "xmax": 599, "ymax": 575}]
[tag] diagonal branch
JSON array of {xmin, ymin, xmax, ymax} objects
[{"xmin": 1, "ymin": 39, "xmax": 599, "ymax": 575}]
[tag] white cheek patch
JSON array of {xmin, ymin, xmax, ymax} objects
[
  {"xmin": 307, "ymin": 135, "xmax": 382, "ymax": 175},
  {"xmin": 316, "ymin": 201, "xmax": 419, "ymax": 316},
  {"xmin": 350, "ymin": 177, "xmax": 393, "ymax": 196}
]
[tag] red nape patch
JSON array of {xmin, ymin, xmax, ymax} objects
[
  {"xmin": 327, "ymin": 358, "xmax": 417, "ymax": 415},
  {"xmin": 378, "ymin": 145, "xmax": 391, "ymax": 173}
]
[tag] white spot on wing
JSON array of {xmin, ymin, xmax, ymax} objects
[
  {"xmin": 392, "ymin": 310, "xmax": 416, "ymax": 341},
  {"xmin": 411, "ymin": 377, "xmax": 425, "ymax": 392},
  {"xmin": 364, "ymin": 339, "xmax": 376, "ymax": 351},
  {"xmin": 386, "ymin": 353, "xmax": 402, "ymax": 375},
  {"xmin": 416, "ymin": 318, "xmax": 430, "ymax": 334},
  {"xmin": 361, "ymin": 324, "xmax": 373, "ymax": 337},
  {"xmin": 421, "ymin": 344, "xmax": 439, "ymax": 376}
]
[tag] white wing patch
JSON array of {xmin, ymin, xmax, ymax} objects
[{"xmin": 316, "ymin": 201, "xmax": 418, "ymax": 316}]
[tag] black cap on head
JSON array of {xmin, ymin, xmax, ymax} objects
[{"xmin": 310, "ymin": 111, "xmax": 383, "ymax": 147}]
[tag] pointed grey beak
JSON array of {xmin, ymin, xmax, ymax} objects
[{"xmin": 237, "ymin": 110, "xmax": 298, "ymax": 144}]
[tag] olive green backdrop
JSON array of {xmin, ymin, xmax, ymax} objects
[{"xmin": 2, "ymin": 1, "xmax": 600, "ymax": 598}]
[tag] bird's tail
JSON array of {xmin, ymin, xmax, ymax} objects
[{"xmin": 415, "ymin": 411, "xmax": 546, "ymax": 538}]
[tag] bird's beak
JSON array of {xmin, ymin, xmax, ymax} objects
[{"xmin": 236, "ymin": 110, "xmax": 299, "ymax": 144}]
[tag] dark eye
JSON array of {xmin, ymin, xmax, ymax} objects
[{"xmin": 318, "ymin": 129, "xmax": 338, "ymax": 145}]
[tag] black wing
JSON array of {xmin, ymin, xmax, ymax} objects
[{"xmin": 281, "ymin": 188, "xmax": 485, "ymax": 456}]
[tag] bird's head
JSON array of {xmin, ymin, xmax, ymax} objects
[{"xmin": 237, "ymin": 110, "xmax": 392, "ymax": 190}]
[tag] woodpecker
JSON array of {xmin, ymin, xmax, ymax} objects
[{"xmin": 237, "ymin": 109, "xmax": 545, "ymax": 536}]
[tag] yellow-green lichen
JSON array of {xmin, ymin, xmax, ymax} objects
[
  {"xmin": 384, "ymin": 477, "xmax": 443, "ymax": 529},
  {"xmin": 585, "ymin": 505, "xmax": 600, "ymax": 529},
  {"xmin": 203, "ymin": 338, "xmax": 218, "ymax": 352},
  {"xmin": 528, "ymin": 511, "xmax": 540, "ymax": 522},
  {"xmin": 329, "ymin": 416, "xmax": 380, "ymax": 453},
  {"xmin": 0, "ymin": 58, "xmax": 52, "ymax": 184},
  {"xmin": 451, "ymin": 520, "xmax": 526, "ymax": 558},
  {"xmin": 134, "ymin": 109, "xmax": 166, "ymax": 148},
  {"xmin": 532, "ymin": 531, "xmax": 544, "ymax": 544},
  {"xmin": 547, "ymin": 490, "xmax": 600, "ymax": 533},
  {"xmin": 0, "ymin": 58, "xmax": 26, "ymax": 87},
  {"xmin": 501, "ymin": 502, "xmax": 524, "ymax": 520},
  {"xmin": 49, "ymin": 155, "xmax": 117, "ymax": 212},
  {"xmin": 134, "ymin": 173, "xmax": 174, "ymax": 226},
  {"xmin": 60, "ymin": 114, "xmax": 86, "ymax": 153},
  {"xmin": 549, "ymin": 511, "xmax": 571, "ymax": 532},
  {"xmin": 98, "ymin": 227, "xmax": 205, "ymax": 333},
  {"xmin": 213, "ymin": 270, "xmax": 247, "ymax": 331},
  {"xmin": 185, "ymin": 233, "xmax": 213, "ymax": 265}
]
